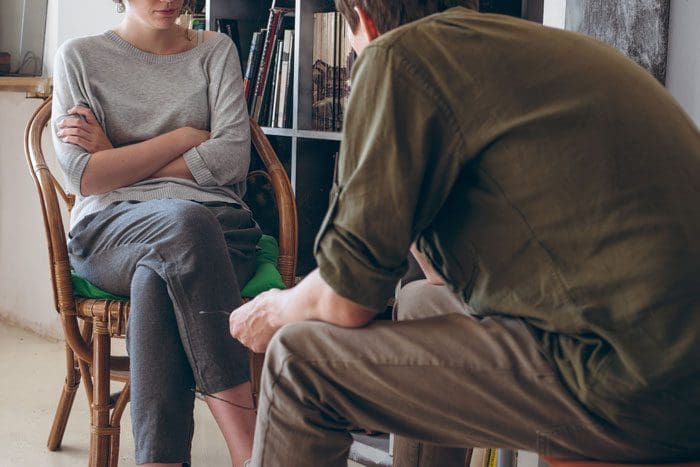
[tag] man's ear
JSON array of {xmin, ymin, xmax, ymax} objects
[{"xmin": 354, "ymin": 5, "xmax": 380, "ymax": 41}]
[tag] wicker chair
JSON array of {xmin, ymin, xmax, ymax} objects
[{"xmin": 24, "ymin": 97, "xmax": 298, "ymax": 467}]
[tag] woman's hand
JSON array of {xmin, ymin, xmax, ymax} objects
[
  {"xmin": 229, "ymin": 289, "xmax": 286, "ymax": 353},
  {"xmin": 57, "ymin": 106, "xmax": 113, "ymax": 153}
]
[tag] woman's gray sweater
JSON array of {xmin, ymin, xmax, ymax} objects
[{"xmin": 52, "ymin": 30, "xmax": 251, "ymax": 227}]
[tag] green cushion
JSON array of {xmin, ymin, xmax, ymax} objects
[
  {"xmin": 240, "ymin": 234, "xmax": 287, "ymax": 298},
  {"xmin": 71, "ymin": 234, "xmax": 285, "ymax": 301},
  {"xmin": 71, "ymin": 270, "xmax": 128, "ymax": 301}
]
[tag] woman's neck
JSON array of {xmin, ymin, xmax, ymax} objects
[{"xmin": 113, "ymin": 21, "xmax": 193, "ymax": 55}]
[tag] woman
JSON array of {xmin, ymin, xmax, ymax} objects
[{"xmin": 51, "ymin": 1, "xmax": 258, "ymax": 465}]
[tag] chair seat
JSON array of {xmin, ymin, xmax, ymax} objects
[
  {"xmin": 544, "ymin": 457, "xmax": 700, "ymax": 467},
  {"xmin": 71, "ymin": 233, "xmax": 285, "ymax": 304},
  {"xmin": 72, "ymin": 234, "xmax": 285, "ymax": 337}
]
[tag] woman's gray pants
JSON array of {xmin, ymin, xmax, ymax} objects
[{"xmin": 68, "ymin": 199, "xmax": 261, "ymax": 465}]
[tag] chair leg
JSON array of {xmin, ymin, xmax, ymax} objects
[
  {"xmin": 109, "ymin": 383, "xmax": 130, "ymax": 467},
  {"xmin": 108, "ymin": 430, "xmax": 120, "ymax": 467},
  {"xmin": 47, "ymin": 344, "xmax": 81, "ymax": 451},
  {"xmin": 89, "ymin": 321, "xmax": 112, "ymax": 467}
]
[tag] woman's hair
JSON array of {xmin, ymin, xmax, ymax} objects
[
  {"xmin": 335, "ymin": 0, "xmax": 479, "ymax": 34},
  {"xmin": 112, "ymin": 0, "xmax": 196, "ymax": 14}
]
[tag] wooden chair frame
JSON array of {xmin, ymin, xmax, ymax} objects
[{"xmin": 24, "ymin": 97, "xmax": 298, "ymax": 467}]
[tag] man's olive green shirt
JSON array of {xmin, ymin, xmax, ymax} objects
[{"xmin": 314, "ymin": 8, "xmax": 700, "ymax": 443}]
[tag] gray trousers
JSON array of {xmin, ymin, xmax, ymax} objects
[
  {"xmin": 250, "ymin": 280, "xmax": 688, "ymax": 467},
  {"xmin": 68, "ymin": 199, "xmax": 260, "ymax": 465}
]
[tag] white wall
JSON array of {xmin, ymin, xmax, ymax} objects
[
  {"xmin": 0, "ymin": 1, "xmax": 120, "ymax": 339},
  {"xmin": 666, "ymin": 0, "xmax": 700, "ymax": 127},
  {"xmin": 0, "ymin": 94, "xmax": 60, "ymax": 338},
  {"xmin": 44, "ymin": 0, "xmax": 121, "ymax": 75}
]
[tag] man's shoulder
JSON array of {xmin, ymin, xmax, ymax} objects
[{"xmin": 372, "ymin": 7, "xmax": 477, "ymax": 47}]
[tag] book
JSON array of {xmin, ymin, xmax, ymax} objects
[
  {"xmin": 497, "ymin": 449, "xmax": 517, "ymax": 467},
  {"xmin": 251, "ymin": 1, "xmax": 295, "ymax": 122},
  {"xmin": 470, "ymin": 448, "xmax": 489, "ymax": 467},
  {"xmin": 311, "ymin": 11, "xmax": 355, "ymax": 131},
  {"xmin": 276, "ymin": 29, "xmax": 294, "ymax": 128},
  {"xmin": 266, "ymin": 39, "xmax": 285, "ymax": 127},
  {"xmin": 516, "ymin": 451, "xmax": 540, "ymax": 467},
  {"xmin": 487, "ymin": 448, "xmax": 498, "ymax": 467},
  {"xmin": 243, "ymin": 30, "xmax": 266, "ymax": 106}
]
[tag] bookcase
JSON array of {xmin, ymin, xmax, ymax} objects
[{"xmin": 206, "ymin": 0, "xmax": 345, "ymax": 275}]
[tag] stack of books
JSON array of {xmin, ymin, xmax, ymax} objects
[
  {"xmin": 311, "ymin": 11, "xmax": 356, "ymax": 132},
  {"xmin": 242, "ymin": 0, "xmax": 295, "ymax": 128}
]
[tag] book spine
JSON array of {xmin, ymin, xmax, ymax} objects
[
  {"xmin": 250, "ymin": 10, "xmax": 282, "ymax": 120},
  {"xmin": 333, "ymin": 12, "xmax": 340, "ymax": 132},
  {"xmin": 277, "ymin": 30, "xmax": 294, "ymax": 128},
  {"xmin": 260, "ymin": 38, "xmax": 279, "ymax": 126},
  {"xmin": 243, "ymin": 30, "xmax": 263, "ymax": 105},
  {"xmin": 268, "ymin": 40, "xmax": 284, "ymax": 127},
  {"xmin": 252, "ymin": 8, "xmax": 292, "ymax": 121},
  {"xmin": 283, "ymin": 32, "xmax": 295, "ymax": 128},
  {"xmin": 487, "ymin": 449, "xmax": 498, "ymax": 467}
]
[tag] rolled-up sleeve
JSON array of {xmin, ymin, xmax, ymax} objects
[
  {"xmin": 313, "ymin": 45, "xmax": 464, "ymax": 311},
  {"xmin": 184, "ymin": 38, "xmax": 251, "ymax": 187},
  {"xmin": 51, "ymin": 44, "xmax": 92, "ymax": 196}
]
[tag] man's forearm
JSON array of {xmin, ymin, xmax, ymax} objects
[
  {"xmin": 80, "ymin": 127, "xmax": 204, "ymax": 195},
  {"xmin": 278, "ymin": 269, "xmax": 376, "ymax": 328},
  {"xmin": 230, "ymin": 268, "xmax": 377, "ymax": 352}
]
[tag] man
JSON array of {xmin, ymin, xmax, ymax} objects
[{"xmin": 230, "ymin": 1, "xmax": 700, "ymax": 466}]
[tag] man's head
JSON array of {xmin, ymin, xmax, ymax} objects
[{"xmin": 336, "ymin": 0, "xmax": 479, "ymax": 54}]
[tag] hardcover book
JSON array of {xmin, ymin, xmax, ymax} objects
[
  {"xmin": 251, "ymin": 1, "xmax": 295, "ymax": 122},
  {"xmin": 311, "ymin": 12, "xmax": 355, "ymax": 131}
]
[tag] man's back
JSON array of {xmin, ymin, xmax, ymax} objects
[{"xmin": 346, "ymin": 7, "xmax": 700, "ymax": 444}]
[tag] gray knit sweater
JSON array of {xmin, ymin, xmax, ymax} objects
[{"xmin": 52, "ymin": 30, "xmax": 251, "ymax": 228}]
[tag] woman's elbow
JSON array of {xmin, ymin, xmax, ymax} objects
[
  {"xmin": 79, "ymin": 169, "xmax": 110, "ymax": 196},
  {"xmin": 79, "ymin": 175, "xmax": 96, "ymax": 196}
]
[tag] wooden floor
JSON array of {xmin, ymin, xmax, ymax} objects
[{"xmin": 0, "ymin": 320, "xmax": 366, "ymax": 466}]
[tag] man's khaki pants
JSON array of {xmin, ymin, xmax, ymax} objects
[{"xmin": 249, "ymin": 280, "xmax": 663, "ymax": 467}]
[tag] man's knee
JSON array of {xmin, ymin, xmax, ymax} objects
[
  {"xmin": 261, "ymin": 321, "xmax": 337, "ymax": 402},
  {"xmin": 266, "ymin": 321, "xmax": 332, "ymax": 368},
  {"xmin": 394, "ymin": 279, "xmax": 470, "ymax": 321}
]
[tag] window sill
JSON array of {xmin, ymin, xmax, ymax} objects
[{"xmin": 0, "ymin": 76, "xmax": 52, "ymax": 98}]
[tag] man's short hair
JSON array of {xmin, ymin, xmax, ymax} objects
[{"xmin": 335, "ymin": 0, "xmax": 479, "ymax": 34}]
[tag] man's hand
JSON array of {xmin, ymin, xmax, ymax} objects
[
  {"xmin": 230, "ymin": 289, "xmax": 286, "ymax": 353},
  {"xmin": 410, "ymin": 243, "xmax": 444, "ymax": 285},
  {"xmin": 230, "ymin": 269, "xmax": 375, "ymax": 353},
  {"xmin": 57, "ymin": 106, "xmax": 113, "ymax": 153}
]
